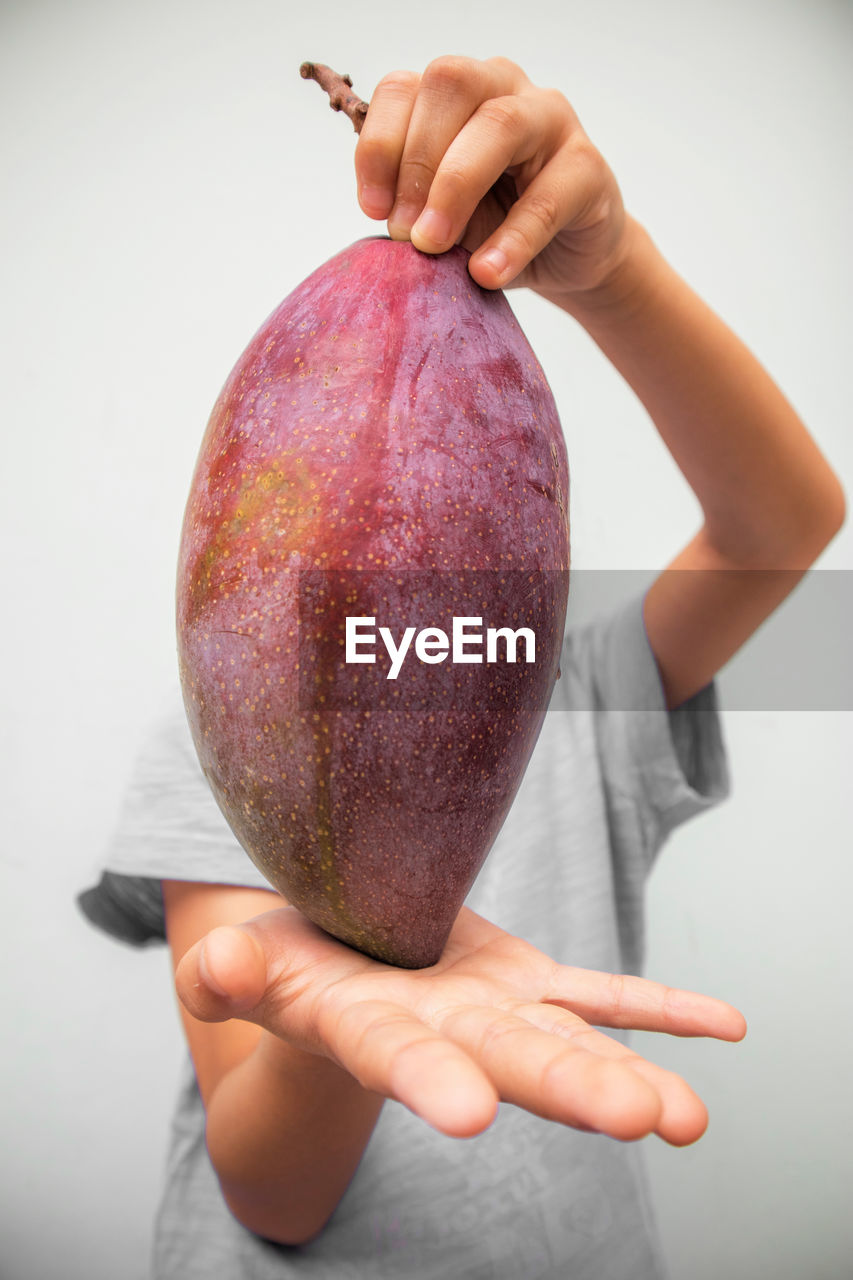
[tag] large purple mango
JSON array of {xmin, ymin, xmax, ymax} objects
[{"xmin": 177, "ymin": 237, "xmax": 569, "ymax": 967}]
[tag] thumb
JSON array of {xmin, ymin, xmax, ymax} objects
[{"xmin": 175, "ymin": 925, "xmax": 268, "ymax": 1022}]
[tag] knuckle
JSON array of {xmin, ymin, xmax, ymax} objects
[
  {"xmin": 524, "ymin": 188, "xmax": 561, "ymax": 232},
  {"xmin": 478, "ymin": 95, "xmax": 523, "ymax": 135},
  {"xmin": 606, "ymin": 972, "xmax": 630, "ymax": 1021},
  {"xmin": 485, "ymin": 55, "xmax": 525, "ymax": 82},
  {"xmin": 329, "ymin": 1001, "xmax": 399, "ymax": 1080},
  {"xmin": 502, "ymin": 190, "xmax": 562, "ymax": 259},
  {"xmin": 538, "ymin": 1045, "xmax": 577, "ymax": 1096},
  {"xmin": 477, "ymin": 1013, "xmax": 527, "ymax": 1058},
  {"xmin": 574, "ymin": 134, "xmax": 607, "ymax": 180},
  {"xmin": 660, "ymin": 985, "xmax": 680, "ymax": 1030},
  {"xmin": 540, "ymin": 85, "xmax": 575, "ymax": 127},
  {"xmin": 387, "ymin": 1033, "xmax": 437, "ymax": 1079},
  {"xmin": 355, "ymin": 132, "xmax": 395, "ymax": 173},
  {"xmin": 501, "ymin": 221, "xmax": 537, "ymax": 262},
  {"xmin": 432, "ymin": 160, "xmax": 469, "ymax": 201},
  {"xmin": 348, "ymin": 1001, "xmax": 411, "ymax": 1055},
  {"xmin": 398, "ymin": 153, "xmax": 438, "ymax": 193},
  {"xmin": 374, "ymin": 68, "xmax": 420, "ymax": 98},
  {"xmin": 422, "ymin": 54, "xmax": 479, "ymax": 94},
  {"xmin": 360, "ymin": 1008, "xmax": 411, "ymax": 1045}
]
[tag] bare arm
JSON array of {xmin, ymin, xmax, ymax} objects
[{"xmin": 551, "ymin": 217, "xmax": 846, "ymax": 707}]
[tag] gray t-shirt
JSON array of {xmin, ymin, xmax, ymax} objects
[{"xmin": 79, "ymin": 593, "xmax": 729, "ymax": 1280}]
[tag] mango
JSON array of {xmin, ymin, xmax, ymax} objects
[{"xmin": 176, "ymin": 237, "xmax": 569, "ymax": 966}]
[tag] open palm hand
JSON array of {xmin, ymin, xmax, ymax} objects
[{"xmin": 176, "ymin": 904, "xmax": 746, "ymax": 1147}]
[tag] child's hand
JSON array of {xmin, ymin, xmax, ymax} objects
[
  {"xmin": 354, "ymin": 55, "xmax": 628, "ymax": 299},
  {"xmin": 176, "ymin": 902, "xmax": 746, "ymax": 1145}
]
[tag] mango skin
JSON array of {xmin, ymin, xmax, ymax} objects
[{"xmin": 176, "ymin": 237, "xmax": 569, "ymax": 967}]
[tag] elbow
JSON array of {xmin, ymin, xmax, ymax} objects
[
  {"xmin": 824, "ymin": 471, "xmax": 847, "ymax": 540},
  {"xmin": 795, "ymin": 469, "xmax": 846, "ymax": 564},
  {"xmin": 219, "ymin": 1183, "xmax": 335, "ymax": 1249},
  {"xmin": 717, "ymin": 469, "xmax": 847, "ymax": 570},
  {"xmin": 768, "ymin": 411, "xmax": 847, "ymax": 564}
]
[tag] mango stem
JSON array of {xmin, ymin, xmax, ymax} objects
[{"xmin": 300, "ymin": 62, "xmax": 370, "ymax": 134}]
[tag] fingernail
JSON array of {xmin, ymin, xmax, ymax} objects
[
  {"xmin": 387, "ymin": 203, "xmax": 420, "ymax": 241},
  {"xmin": 360, "ymin": 185, "xmax": 393, "ymax": 217},
  {"xmin": 198, "ymin": 937, "xmax": 230, "ymax": 998},
  {"xmin": 411, "ymin": 208, "xmax": 453, "ymax": 251},
  {"xmin": 475, "ymin": 247, "xmax": 510, "ymax": 281}
]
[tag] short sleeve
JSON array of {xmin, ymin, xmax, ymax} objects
[
  {"xmin": 562, "ymin": 591, "xmax": 731, "ymax": 871},
  {"xmin": 76, "ymin": 690, "xmax": 270, "ymax": 946}
]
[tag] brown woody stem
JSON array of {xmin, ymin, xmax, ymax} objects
[{"xmin": 300, "ymin": 62, "xmax": 369, "ymax": 134}]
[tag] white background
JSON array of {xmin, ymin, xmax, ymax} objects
[{"xmin": 1, "ymin": 1, "xmax": 851, "ymax": 1277}]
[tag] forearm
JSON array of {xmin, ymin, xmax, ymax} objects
[
  {"xmin": 205, "ymin": 1030, "xmax": 384, "ymax": 1246},
  {"xmin": 546, "ymin": 216, "xmax": 845, "ymax": 565}
]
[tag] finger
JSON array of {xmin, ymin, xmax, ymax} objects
[
  {"xmin": 440, "ymin": 1005, "xmax": 663, "ymax": 1142},
  {"xmin": 323, "ymin": 998, "xmax": 499, "ymax": 1138},
  {"xmin": 355, "ymin": 70, "xmax": 420, "ymax": 219},
  {"xmin": 468, "ymin": 141, "xmax": 608, "ymax": 289},
  {"xmin": 408, "ymin": 90, "xmax": 567, "ymax": 257},
  {"xmin": 544, "ymin": 966, "xmax": 748, "ymax": 1042},
  {"xmin": 386, "ymin": 55, "xmax": 524, "ymax": 241},
  {"xmin": 515, "ymin": 1003, "xmax": 709, "ymax": 1146},
  {"xmin": 620, "ymin": 1056, "xmax": 708, "ymax": 1147},
  {"xmin": 176, "ymin": 905, "xmax": 363, "ymax": 1033},
  {"xmin": 176, "ymin": 924, "xmax": 268, "ymax": 1022}
]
